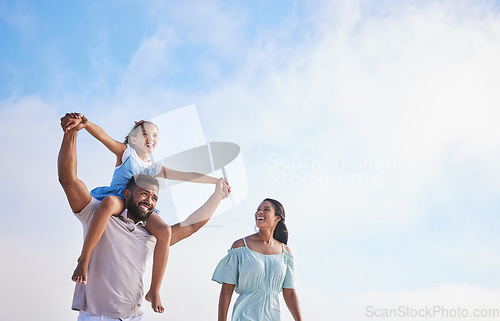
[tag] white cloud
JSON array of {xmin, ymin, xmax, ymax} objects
[
  {"xmin": 148, "ymin": 0, "xmax": 247, "ymax": 57},
  {"xmin": 190, "ymin": 0, "xmax": 500, "ymax": 236},
  {"xmin": 118, "ymin": 26, "xmax": 177, "ymax": 94}
]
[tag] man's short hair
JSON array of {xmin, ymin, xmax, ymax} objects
[{"xmin": 126, "ymin": 174, "xmax": 160, "ymax": 191}]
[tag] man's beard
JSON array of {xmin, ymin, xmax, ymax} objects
[{"xmin": 127, "ymin": 200, "xmax": 154, "ymax": 221}]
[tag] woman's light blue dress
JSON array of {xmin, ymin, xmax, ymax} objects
[
  {"xmin": 212, "ymin": 238, "xmax": 295, "ymax": 321},
  {"xmin": 90, "ymin": 145, "xmax": 162, "ymax": 201}
]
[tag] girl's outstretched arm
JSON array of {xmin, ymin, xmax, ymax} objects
[
  {"xmin": 158, "ymin": 167, "xmax": 219, "ymax": 184},
  {"xmin": 82, "ymin": 116, "xmax": 127, "ymax": 161}
]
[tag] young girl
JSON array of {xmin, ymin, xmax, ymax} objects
[{"xmin": 64, "ymin": 114, "xmax": 224, "ymax": 314}]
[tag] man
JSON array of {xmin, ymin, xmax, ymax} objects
[{"xmin": 58, "ymin": 114, "xmax": 229, "ymax": 320}]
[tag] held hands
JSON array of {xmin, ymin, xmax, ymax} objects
[
  {"xmin": 216, "ymin": 178, "xmax": 231, "ymax": 199},
  {"xmin": 60, "ymin": 112, "xmax": 88, "ymax": 133}
]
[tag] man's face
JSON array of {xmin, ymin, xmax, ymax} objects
[{"xmin": 125, "ymin": 183, "xmax": 159, "ymax": 222}]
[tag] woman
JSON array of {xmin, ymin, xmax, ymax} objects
[{"xmin": 212, "ymin": 198, "xmax": 302, "ymax": 321}]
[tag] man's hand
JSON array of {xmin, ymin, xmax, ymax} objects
[
  {"xmin": 224, "ymin": 180, "xmax": 232, "ymax": 195},
  {"xmin": 61, "ymin": 113, "xmax": 87, "ymax": 133}
]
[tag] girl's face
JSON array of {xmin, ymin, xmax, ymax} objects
[
  {"xmin": 130, "ymin": 123, "xmax": 159, "ymax": 154},
  {"xmin": 255, "ymin": 201, "xmax": 280, "ymax": 229}
]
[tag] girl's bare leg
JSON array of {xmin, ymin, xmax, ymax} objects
[
  {"xmin": 144, "ymin": 213, "xmax": 172, "ymax": 313},
  {"xmin": 72, "ymin": 195, "xmax": 124, "ymax": 284}
]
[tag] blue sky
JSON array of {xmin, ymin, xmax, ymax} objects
[
  {"xmin": 2, "ymin": 1, "xmax": 500, "ymax": 320},
  {"xmin": 1, "ymin": 0, "xmax": 308, "ymax": 99}
]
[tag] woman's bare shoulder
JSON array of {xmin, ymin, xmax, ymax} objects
[
  {"xmin": 231, "ymin": 238, "xmax": 245, "ymax": 249},
  {"xmin": 231, "ymin": 234, "xmax": 257, "ymax": 249}
]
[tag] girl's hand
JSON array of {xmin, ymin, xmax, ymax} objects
[{"xmin": 216, "ymin": 178, "xmax": 231, "ymax": 199}]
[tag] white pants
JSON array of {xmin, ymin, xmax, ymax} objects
[{"xmin": 78, "ymin": 311, "xmax": 143, "ymax": 321}]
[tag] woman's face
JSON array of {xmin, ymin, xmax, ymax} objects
[
  {"xmin": 130, "ymin": 123, "xmax": 159, "ymax": 154},
  {"xmin": 255, "ymin": 200, "xmax": 280, "ymax": 229}
]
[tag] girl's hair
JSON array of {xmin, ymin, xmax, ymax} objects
[
  {"xmin": 123, "ymin": 120, "xmax": 158, "ymax": 145},
  {"xmin": 263, "ymin": 198, "xmax": 289, "ymax": 245}
]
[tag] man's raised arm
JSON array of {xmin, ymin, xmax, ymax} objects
[
  {"xmin": 58, "ymin": 114, "xmax": 92, "ymax": 213},
  {"xmin": 170, "ymin": 178, "xmax": 229, "ymax": 246}
]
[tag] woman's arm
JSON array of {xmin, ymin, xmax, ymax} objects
[
  {"xmin": 283, "ymin": 288, "xmax": 303, "ymax": 321},
  {"xmin": 158, "ymin": 166, "xmax": 219, "ymax": 183},
  {"xmin": 82, "ymin": 116, "xmax": 127, "ymax": 159},
  {"xmin": 218, "ymin": 282, "xmax": 235, "ymax": 321}
]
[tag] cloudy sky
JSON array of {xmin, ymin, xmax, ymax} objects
[{"xmin": 1, "ymin": 0, "xmax": 500, "ymax": 320}]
